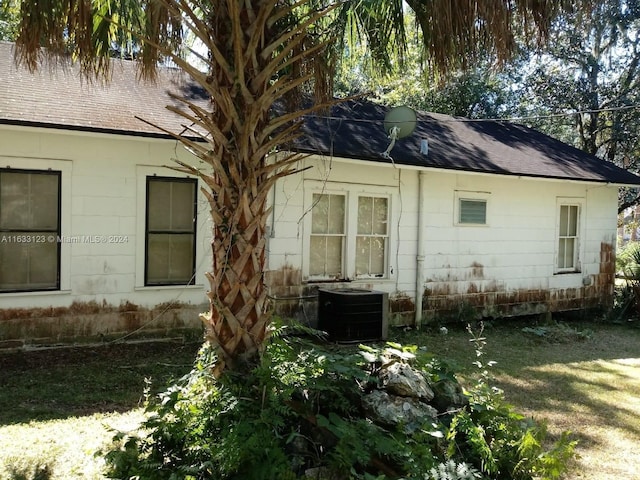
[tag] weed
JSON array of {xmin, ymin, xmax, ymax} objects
[
  {"xmin": 521, "ymin": 322, "xmax": 592, "ymax": 343},
  {"xmin": 102, "ymin": 321, "xmax": 576, "ymax": 480}
]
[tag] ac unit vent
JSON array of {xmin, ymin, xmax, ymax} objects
[{"xmin": 317, "ymin": 288, "xmax": 389, "ymax": 342}]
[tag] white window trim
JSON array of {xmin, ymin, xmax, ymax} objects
[
  {"xmin": 454, "ymin": 190, "xmax": 491, "ymax": 226},
  {"xmin": 555, "ymin": 197, "xmax": 585, "ymax": 274},
  {"xmin": 135, "ymin": 165, "xmax": 208, "ymax": 288},
  {"xmin": 0, "ymin": 157, "xmax": 72, "ymax": 294},
  {"xmin": 302, "ymin": 181, "xmax": 396, "ymax": 282}
]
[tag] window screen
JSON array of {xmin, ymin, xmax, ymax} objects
[
  {"xmin": 356, "ymin": 196, "xmax": 388, "ymax": 277},
  {"xmin": 145, "ymin": 177, "xmax": 197, "ymax": 285},
  {"xmin": 0, "ymin": 169, "xmax": 61, "ymax": 291}
]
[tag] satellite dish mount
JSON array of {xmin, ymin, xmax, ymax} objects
[{"xmin": 382, "ymin": 106, "xmax": 417, "ymax": 161}]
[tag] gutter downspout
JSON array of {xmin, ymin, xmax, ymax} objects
[{"xmin": 415, "ymin": 171, "xmax": 427, "ymax": 328}]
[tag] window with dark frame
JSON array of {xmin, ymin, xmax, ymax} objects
[
  {"xmin": 145, "ymin": 177, "xmax": 197, "ymax": 286},
  {"xmin": 0, "ymin": 169, "xmax": 61, "ymax": 292}
]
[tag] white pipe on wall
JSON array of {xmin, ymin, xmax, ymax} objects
[{"xmin": 415, "ymin": 171, "xmax": 427, "ymax": 328}]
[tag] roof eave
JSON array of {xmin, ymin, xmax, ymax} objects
[
  {"xmin": 290, "ymin": 148, "xmax": 640, "ymax": 186},
  {"xmin": 0, "ymin": 119, "xmax": 204, "ymax": 142}
]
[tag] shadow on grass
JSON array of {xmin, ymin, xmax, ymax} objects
[
  {"xmin": 4, "ymin": 464, "xmax": 52, "ymax": 480},
  {"xmin": 393, "ymin": 320, "xmax": 640, "ymax": 465},
  {"xmin": 494, "ymin": 362, "xmax": 640, "ymax": 446},
  {"xmin": 0, "ymin": 341, "xmax": 200, "ymax": 425}
]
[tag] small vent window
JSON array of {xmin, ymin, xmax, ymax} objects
[{"xmin": 459, "ymin": 199, "xmax": 487, "ymax": 224}]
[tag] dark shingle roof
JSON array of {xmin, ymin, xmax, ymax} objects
[
  {"xmin": 2, "ymin": 42, "xmax": 639, "ymax": 186},
  {"xmin": 294, "ymin": 100, "xmax": 640, "ymax": 186}
]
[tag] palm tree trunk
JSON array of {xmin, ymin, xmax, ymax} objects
[{"xmin": 183, "ymin": 0, "xmax": 333, "ymax": 373}]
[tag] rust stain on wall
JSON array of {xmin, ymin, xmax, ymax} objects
[
  {"xmin": 470, "ymin": 262, "xmax": 484, "ymax": 279},
  {"xmin": 0, "ymin": 300, "xmax": 203, "ymax": 350},
  {"xmin": 209, "ymin": 242, "xmax": 620, "ymax": 331},
  {"xmin": 265, "ymin": 265, "xmax": 309, "ymax": 321},
  {"xmin": 422, "ymin": 242, "xmax": 617, "ymax": 323},
  {"xmin": 389, "ymin": 293, "xmax": 415, "ymax": 314}
]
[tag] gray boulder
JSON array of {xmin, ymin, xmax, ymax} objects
[
  {"xmin": 379, "ymin": 362, "xmax": 435, "ymax": 401},
  {"xmin": 431, "ymin": 378, "xmax": 469, "ymax": 412},
  {"xmin": 362, "ymin": 390, "xmax": 438, "ymax": 432}
]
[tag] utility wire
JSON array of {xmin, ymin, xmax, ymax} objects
[{"xmin": 303, "ymin": 103, "xmax": 640, "ymax": 125}]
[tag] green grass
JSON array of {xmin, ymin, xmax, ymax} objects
[
  {"xmin": 1, "ymin": 321, "xmax": 639, "ymax": 479},
  {"xmin": 396, "ymin": 319, "xmax": 640, "ymax": 480},
  {"xmin": 0, "ymin": 341, "xmax": 199, "ymax": 480}
]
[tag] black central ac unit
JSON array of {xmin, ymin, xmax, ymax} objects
[{"xmin": 317, "ymin": 288, "xmax": 389, "ymax": 342}]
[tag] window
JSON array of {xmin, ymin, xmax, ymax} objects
[
  {"xmin": 145, "ymin": 177, "xmax": 197, "ymax": 285},
  {"xmin": 308, "ymin": 191, "xmax": 390, "ymax": 280},
  {"xmin": 310, "ymin": 193, "xmax": 345, "ymax": 277},
  {"xmin": 356, "ymin": 196, "xmax": 388, "ymax": 276},
  {"xmin": 459, "ymin": 199, "xmax": 487, "ymax": 224},
  {"xmin": 557, "ymin": 204, "xmax": 579, "ymax": 271},
  {"xmin": 0, "ymin": 169, "xmax": 61, "ymax": 292},
  {"xmin": 454, "ymin": 191, "xmax": 490, "ymax": 226}
]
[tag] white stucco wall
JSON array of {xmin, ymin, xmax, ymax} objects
[{"xmin": 0, "ymin": 125, "xmax": 212, "ymax": 344}]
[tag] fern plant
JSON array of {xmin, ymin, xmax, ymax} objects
[
  {"xmin": 427, "ymin": 460, "xmax": 481, "ymax": 480},
  {"xmin": 102, "ymin": 320, "xmax": 576, "ymax": 480}
]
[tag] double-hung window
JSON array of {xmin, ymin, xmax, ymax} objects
[
  {"xmin": 310, "ymin": 193, "xmax": 345, "ymax": 278},
  {"xmin": 356, "ymin": 196, "xmax": 388, "ymax": 277},
  {"xmin": 308, "ymin": 190, "xmax": 390, "ymax": 280},
  {"xmin": 557, "ymin": 203, "xmax": 580, "ymax": 271},
  {"xmin": 145, "ymin": 177, "xmax": 197, "ymax": 285},
  {"xmin": 0, "ymin": 169, "xmax": 61, "ymax": 292}
]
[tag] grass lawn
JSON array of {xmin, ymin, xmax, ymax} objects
[
  {"xmin": 1, "ymin": 320, "xmax": 639, "ymax": 479},
  {"xmin": 0, "ymin": 341, "xmax": 199, "ymax": 480}
]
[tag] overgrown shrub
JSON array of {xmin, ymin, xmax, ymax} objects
[
  {"xmin": 102, "ymin": 323, "xmax": 576, "ymax": 480},
  {"xmin": 613, "ymin": 242, "xmax": 640, "ymax": 321}
]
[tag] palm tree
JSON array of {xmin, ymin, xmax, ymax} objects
[{"xmin": 13, "ymin": 0, "xmax": 576, "ymax": 374}]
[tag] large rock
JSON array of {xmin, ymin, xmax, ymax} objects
[
  {"xmin": 362, "ymin": 390, "xmax": 438, "ymax": 432},
  {"xmin": 431, "ymin": 378, "xmax": 469, "ymax": 412},
  {"xmin": 379, "ymin": 361, "xmax": 434, "ymax": 401}
]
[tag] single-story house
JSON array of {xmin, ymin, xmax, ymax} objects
[{"xmin": 2, "ymin": 41, "xmax": 640, "ymax": 347}]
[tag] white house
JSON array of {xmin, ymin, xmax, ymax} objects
[
  {"xmin": 266, "ymin": 100, "xmax": 640, "ymax": 328},
  {"xmin": 2, "ymin": 41, "xmax": 639, "ymax": 347},
  {"xmin": 0, "ymin": 42, "xmax": 211, "ymax": 348}
]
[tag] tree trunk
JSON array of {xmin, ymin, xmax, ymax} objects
[{"xmin": 178, "ymin": 0, "xmax": 332, "ymax": 374}]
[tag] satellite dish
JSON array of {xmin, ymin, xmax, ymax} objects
[
  {"xmin": 384, "ymin": 106, "xmax": 417, "ymax": 139},
  {"xmin": 381, "ymin": 106, "xmax": 417, "ymax": 160}
]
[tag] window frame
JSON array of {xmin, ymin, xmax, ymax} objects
[
  {"xmin": 304, "ymin": 184, "xmax": 393, "ymax": 282},
  {"xmin": 555, "ymin": 199, "xmax": 583, "ymax": 274},
  {"xmin": 454, "ymin": 190, "xmax": 490, "ymax": 226},
  {"xmin": 144, "ymin": 175, "xmax": 198, "ymax": 286},
  {"xmin": 0, "ymin": 168, "xmax": 62, "ymax": 293},
  {"xmin": 308, "ymin": 192, "xmax": 347, "ymax": 279},
  {"xmin": 355, "ymin": 195, "xmax": 390, "ymax": 279}
]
